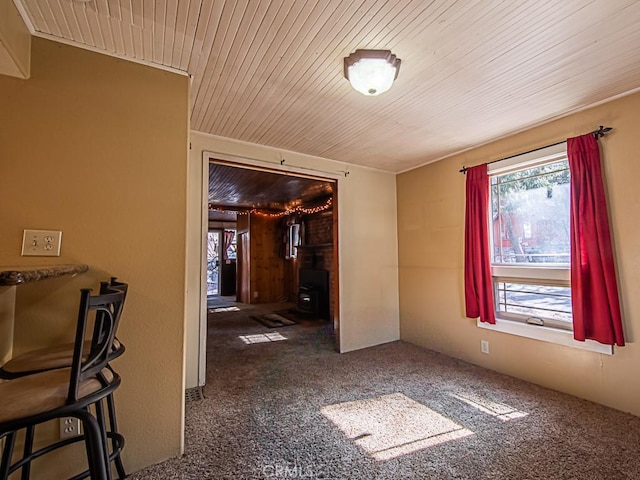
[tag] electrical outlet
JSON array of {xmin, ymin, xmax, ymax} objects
[
  {"xmin": 60, "ymin": 416, "xmax": 81, "ymax": 439},
  {"xmin": 481, "ymin": 340, "xmax": 490, "ymax": 354},
  {"xmin": 21, "ymin": 229, "xmax": 62, "ymax": 256}
]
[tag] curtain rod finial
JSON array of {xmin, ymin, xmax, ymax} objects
[{"xmin": 593, "ymin": 126, "xmax": 613, "ymax": 138}]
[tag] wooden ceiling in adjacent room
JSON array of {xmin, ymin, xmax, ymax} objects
[{"xmin": 208, "ymin": 163, "xmax": 334, "ymax": 218}]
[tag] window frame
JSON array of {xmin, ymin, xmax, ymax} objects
[
  {"xmin": 493, "ymin": 270, "xmax": 572, "ymax": 331},
  {"xmin": 480, "ymin": 142, "xmax": 612, "ymax": 354},
  {"xmin": 285, "ymin": 223, "xmax": 301, "ymax": 259}
]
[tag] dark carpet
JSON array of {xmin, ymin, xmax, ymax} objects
[
  {"xmin": 130, "ymin": 302, "xmax": 640, "ymax": 479},
  {"xmin": 250, "ymin": 312, "xmax": 297, "ymax": 328},
  {"xmin": 207, "ymin": 295, "xmax": 237, "ymax": 309}
]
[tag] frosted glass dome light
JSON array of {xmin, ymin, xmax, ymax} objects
[{"xmin": 344, "ymin": 50, "xmax": 401, "ymax": 96}]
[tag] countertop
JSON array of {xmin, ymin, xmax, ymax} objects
[{"xmin": 0, "ymin": 264, "xmax": 89, "ymax": 286}]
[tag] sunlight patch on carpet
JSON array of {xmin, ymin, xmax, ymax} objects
[
  {"xmin": 450, "ymin": 392, "xmax": 529, "ymax": 421},
  {"xmin": 239, "ymin": 332, "xmax": 287, "ymax": 344},
  {"xmin": 321, "ymin": 393, "xmax": 474, "ymax": 461}
]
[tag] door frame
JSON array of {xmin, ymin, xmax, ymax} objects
[{"xmin": 198, "ymin": 151, "xmax": 341, "ymax": 386}]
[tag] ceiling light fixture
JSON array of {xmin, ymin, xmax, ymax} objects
[{"xmin": 344, "ymin": 50, "xmax": 401, "ymax": 96}]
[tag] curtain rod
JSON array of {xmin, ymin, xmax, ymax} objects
[{"xmin": 459, "ymin": 126, "xmax": 613, "ymax": 174}]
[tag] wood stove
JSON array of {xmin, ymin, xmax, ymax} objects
[
  {"xmin": 298, "ymin": 284, "xmax": 319, "ymax": 317},
  {"xmin": 297, "ymin": 268, "xmax": 329, "ymax": 320}
]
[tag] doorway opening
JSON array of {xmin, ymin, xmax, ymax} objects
[
  {"xmin": 199, "ymin": 155, "xmax": 340, "ymax": 385},
  {"xmin": 207, "ymin": 229, "xmax": 237, "ymax": 299},
  {"xmin": 206, "ymin": 231, "xmax": 220, "ymax": 296}
]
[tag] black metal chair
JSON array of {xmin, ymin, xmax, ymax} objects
[
  {"xmin": 0, "ymin": 279, "xmax": 128, "ymax": 479},
  {"xmin": 0, "ymin": 278, "xmax": 127, "ymax": 379},
  {"xmin": 0, "ymin": 286, "xmax": 126, "ymax": 480}
]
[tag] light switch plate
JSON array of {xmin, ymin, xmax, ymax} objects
[{"xmin": 22, "ymin": 229, "xmax": 62, "ymax": 256}]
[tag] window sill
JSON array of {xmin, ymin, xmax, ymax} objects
[{"xmin": 477, "ymin": 317, "xmax": 613, "ymax": 355}]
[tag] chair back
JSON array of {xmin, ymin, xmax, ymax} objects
[
  {"xmin": 67, "ymin": 288, "xmax": 126, "ymax": 403},
  {"xmin": 101, "ymin": 277, "xmax": 129, "ymax": 299},
  {"xmin": 100, "ymin": 278, "xmax": 128, "ymax": 344}
]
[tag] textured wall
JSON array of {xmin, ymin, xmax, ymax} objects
[
  {"xmin": 397, "ymin": 91, "xmax": 640, "ymax": 416},
  {"xmin": 0, "ymin": 38, "xmax": 189, "ymax": 476},
  {"xmin": 185, "ymin": 131, "xmax": 400, "ymax": 387},
  {"xmin": 0, "ymin": 0, "xmax": 31, "ymax": 78}
]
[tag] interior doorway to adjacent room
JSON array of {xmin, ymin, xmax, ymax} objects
[
  {"xmin": 198, "ymin": 153, "xmax": 341, "ymax": 386},
  {"xmin": 206, "ymin": 230, "xmax": 220, "ymax": 296},
  {"xmin": 207, "ymin": 229, "xmax": 237, "ymax": 298}
]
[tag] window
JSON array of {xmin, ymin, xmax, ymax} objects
[
  {"xmin": 286, "ymin": 224, "xmax": 301, "ymax": 259},
  {"xmin": 489, "ymin": 143, "xmax": 572, "ymax": 331}
]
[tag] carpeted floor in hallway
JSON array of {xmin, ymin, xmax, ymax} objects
[{"xmin": 130, "ymin": 301, "xmax": 640, "ymax": 479}]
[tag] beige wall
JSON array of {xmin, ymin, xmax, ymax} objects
[
  {"xmin": 0, "ymin": 0, "xmax": 31, "ymax": 78},
  {"xmin": 397, "ymin": 91, "xmax": 640, "ymax": 416},
  {"xmin": 185, "ymin": 132, "xmax": 400, "ymax": 387},
  {"xmin": 0, "ymin": 38, "xmax": 189, "ymax": 476}
]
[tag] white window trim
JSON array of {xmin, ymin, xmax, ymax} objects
[
  {"xmin": 492, "ymin": 265, "xmax": 569, "ymax": 282},
  {"xmin": 477, "ymin": 318, "xmax": 613, "ymax": 355},
  {"xmin": 493, "ymin": 266, "xmax": 571, "ymax": 330}
]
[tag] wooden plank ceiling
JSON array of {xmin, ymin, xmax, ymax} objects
[
  {"xmin": 15, "ymin": 0, "xmax": 640, "ymax": 172},
  {"xmin": 208, "ymin": 163, "xmax": 334, "ymax": 211}
]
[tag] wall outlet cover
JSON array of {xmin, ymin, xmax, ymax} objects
[
  {"xmin": 59, "ymin": 416, "xmax": 81, "ymax": 439},
  {"xmin": 22, "ymin": 229, "xmax": 62, "ymax": 256}
]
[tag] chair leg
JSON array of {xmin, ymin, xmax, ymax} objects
[
  {"xmin": 106, "ymin": 394, "xmax": 127, "ymax": 479},
  {"xmin": 21, "ymin": 426, "xmax": 35, "ymax": 480},
  {"xmin": 1, "ymin": 432, "xmax": 16, "ymax": 480},
  {"xmin": 76, "ymin": 410, "xmax": 108, "ymax": 480},
  {"xmin": 94, "ymin": 402, "xmax": 113, "ymax": 480}
]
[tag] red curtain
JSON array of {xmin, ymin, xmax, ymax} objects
[
  {"xmin": 222, "ymin": 230, "xmax": 235, "ymax": 260},
  {"xmin": 464, "ymin": 164, "xmax": 496, "ymax": 324},
  {"xmin": 567, "ymin": 134, "xmax": 625, "ymax": 346}
]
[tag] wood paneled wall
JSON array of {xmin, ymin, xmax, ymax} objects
[
  {"xmin": 250, "ymin": 215, "xmax": 285, "ymax": 303},
  {"xmin": 236, "ymin": 214, "xmax": 250, "ymax": 303},
  {"xmin": 235, "ymin": 210, "xmax": 335, "ymax": 309},
  {"xmin": 236, "ymin": 213, "xmax": 286, "ymax": 304}
]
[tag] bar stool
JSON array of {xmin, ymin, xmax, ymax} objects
[
  {"xmin": 0, "ymin": 286, "xmax": 126, "ymax": 480},
  {"xmin": 0, "ymin": 279, "xmax": 128, "ymax": 478},
  {"xmin": 0, "ymin": 278, "xmax": 127, "ymax": 379}
]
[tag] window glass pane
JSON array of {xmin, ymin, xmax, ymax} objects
[
  {"xmin": 490, "ymin": 156, "xmax": 573, "ymax": 328},
  {"xmin": 490, "ymin": 183, "xmax": 501, "ymax": 263},
  {"xmin": 287, "ymin": 224, "xmax": 300, "ymax": 259},
  {"xmin": 496, "ymin": 281, "xmax": 572, "ymax": 325},
  {"xmin": 491, "ymin": 160, "xmax": 570, "ymax": 264}
]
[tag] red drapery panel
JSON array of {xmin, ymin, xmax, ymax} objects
[
  {"xmin": 464, "ymin": 164, "xmax": 495, "ymax": 324},
  {"xmin": 222, "ymin": 230, "xmax": 235, "ymax": 260},
  {"xmin": 567, "ymin": 134, "xmax": 625, "ymax": 346}
]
